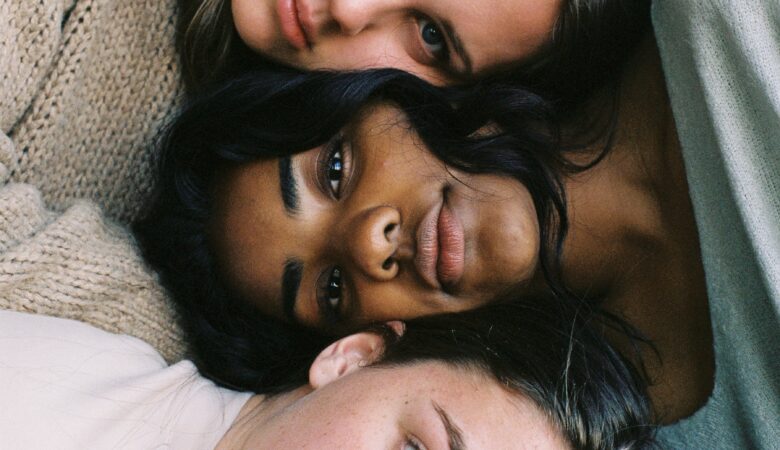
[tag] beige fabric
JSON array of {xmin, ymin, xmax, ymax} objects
[
  {"xmin": 2, "ymin": 0, "xmax": 183, "ymax": 223},
  {"xmin": 0, "ymin": 179, "xmax": 185, "ymax": 361},
  {"xmin": 1, "ymin": 0, "xmax": 186, "ymax": 360}
]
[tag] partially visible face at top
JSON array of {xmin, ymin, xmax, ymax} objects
[
  {"xmin": 231, "ymin": 0, "xmax": 563, "ymax": 84},
  {"xmin": 211, "ymin": 103, "xmax": 540, "ymax": 333}
]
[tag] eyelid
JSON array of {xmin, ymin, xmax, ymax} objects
[
  {"xmin": 403, "ymin": 434, "xmax": 428, "ymax": 450},
  {"xmin": 316, "ymin": 132, "xmax": 354, "ymax": 200}
]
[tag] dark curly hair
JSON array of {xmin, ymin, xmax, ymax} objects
[
  {"xmin": 134, "ymin": 67, "xmax": 657, "ymax": 448},
  {"xmin": 136, "ymin": 68, "xmax": 574, "ymax": 386}
]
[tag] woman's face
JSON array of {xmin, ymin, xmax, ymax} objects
[
  {"xmin": 231, "ymin": 0, "xmax": 562, "ymax": 84},
  {"xmin": 211, "ymin": 104, "xmax": 540, "ymax": 332},
  {"xmin": 241, "ymin": 362, "xmax": 566, "ymax": 449}
]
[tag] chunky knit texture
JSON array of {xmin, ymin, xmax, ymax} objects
[
  {"xmin": 2, "ymin": 0, "xmax": 183, "ymax": 223},
  {"xmin": 1, "ymin": 0, "xmax": 186, "ymax": 361},
  {"xmin": 0, "ymin": 178, "xmax": 185, "ymax": 362}
]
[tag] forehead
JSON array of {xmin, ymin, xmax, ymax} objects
[
  {"xmin": 361, "ymin": 362, "xmax": 567, "ymax": 448},
  {"xmin": 210, "ymin": 157, "xmax": 290, "ymax": 317}
]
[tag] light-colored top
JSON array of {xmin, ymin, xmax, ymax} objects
[
  {"xmin": 0, "ymin": 310, "xmax": 251, "ymax": 449},
  {"xmin": 653, "ymin": 0, "xmax": 780, "ymax": 448},
  {"xmin": 0, "ymin": 160, "xmax": 185, "ymax": 360}
]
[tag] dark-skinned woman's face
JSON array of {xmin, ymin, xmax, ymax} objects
[{"xmin": 210, "ymin": 103, "xmax": 540, "ymax": 333}]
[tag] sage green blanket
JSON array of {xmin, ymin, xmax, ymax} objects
[{"xmin": 653, "ymin": 0, "xmax": 780, "ymax": 448}]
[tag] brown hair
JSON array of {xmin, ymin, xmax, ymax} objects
[{"xmin": 177, "ymin": 0, "xmax": 255, "ymax": 94}]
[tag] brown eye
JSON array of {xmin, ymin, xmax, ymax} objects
[
  {"xmin": 327, "ymin": 148, "xmax": 343, "ymax": 196},
  {"xmin": 320, "ymin": 134, "xmax": 348, "ymax": 199},
  {"xmin": 317, "ymin": 267, "xmax": 343, "ymax": 323}
]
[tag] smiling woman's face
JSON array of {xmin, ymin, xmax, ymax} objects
[
  {"xmin": 210, "ymin": 104, "xmax": 540, "ymax": 332},
  {"xmin": 231, "ymin": 0, "xmax": 562, "ymax": 84}
]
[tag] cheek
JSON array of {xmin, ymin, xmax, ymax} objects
[
  {"xmin": 471, "ymin": 184, "xmax": 540, "ymax": 287},
  {"xmin": 351, "ymin": 282, "xmax": 438, "ymax": 323},
  {"xmin": 308, "ymin": 34, "xmax": 410, "ymax": 70},
  {"xmin": 255, "ymin": 379, "xmax": 401, "ymax": 448},
  {"xmin": 231, "ymin": 0, "xmax": 278, "ymax": 53},
  {"xmin": 299, "ymin": 34, "xmax": 448, "ymax": 83}
]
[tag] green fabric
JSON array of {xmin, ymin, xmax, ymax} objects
[{"xmin": 652, "ymin": 0, "xmax": 780, "ymax": 448}]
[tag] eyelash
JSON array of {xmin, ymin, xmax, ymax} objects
[
  {"xmin": 314, "ymin": 134, "xmax": 351, "ymax": 325},
  {"xmin": 317, "ymin": 266, "xmax": 343, "ymax": 324},
  {"xmin": 319, "ymin": 134, "xmax": 348, "ymax": 199},
  {"xmin": 417, "ymin": 17, "xmax": 450, "ymax": 64},
  {"xmin": 404, "ymin": 435, "xmax": 427, "ymax": 450}
]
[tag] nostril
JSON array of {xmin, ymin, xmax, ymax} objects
[
  {"xmin": 384, "ymin": 223, "xmax": 396, "ymax": 238},
  {"xmin": 382, "ymin": 257, "xmax": 394, "ymax": 271}
]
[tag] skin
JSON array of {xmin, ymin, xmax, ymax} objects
[
  {"xmin": 231, "ymin": 0, "xmax": 562, "ymax": 84},
  {"xmin": 211, "ymin": 104, "xmax": 539, "ymax": 332},
  {"xmin": 549, "ymin": 38, "xmax": 714, "ymax": 422},
  {"xmin": 212, "ymin": 39, "xmax": 714, "ymax": 422},
  {"xmin": 217, "ymin": 331, "xmax": 569, "ymax": 449}
]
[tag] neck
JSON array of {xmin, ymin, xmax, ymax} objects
[
  {"xmin": 216, "ymin": 386, "xmax": 311, "ymax": 449},
  {"xmin": 557, "ymin": 36, "xmax": 714, "ymax": 423}
]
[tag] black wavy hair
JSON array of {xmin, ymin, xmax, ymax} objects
[
  {"xmin": 135, "ymin": 68, "xmax": 611, "ymax": 392},
  {"xmin": 378, "ymin": 299, "xmax": 656, "ymax": 449}
]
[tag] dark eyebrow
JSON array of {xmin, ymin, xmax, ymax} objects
[
  {"xmin": 281, "ymin": 258, "xmax": 303, "ymax": 323},
  {"xmin": 434, "ymin": 402, "xmax": 467, "ymax": 450},
  {"xmin": 441, "ymin": 20, "xmax": 473, "ymax": 77},
  {"xmin": 278, "ymin": 156, "xmax": 299, "ymax": 215}
]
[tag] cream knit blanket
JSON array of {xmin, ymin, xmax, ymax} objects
[
  {"xmin": 2, "ymin": 0, "xmax": 182, "ymax": 223},
  {"xmin": 1, "ymin": 0, "xmax": 186, "ymax": 360}
]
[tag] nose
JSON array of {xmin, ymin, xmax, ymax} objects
[
  {"xmin": 343, "ymin": 205, "xmax": 401, "ymax": 281},
  {"xmin": 328, "ymin": 0, "xmax": 402, "ymax": 35}
]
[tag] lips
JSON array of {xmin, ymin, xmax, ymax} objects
[
  {"xmin": 277, "ymin": 0, "xmax": 310, "ymax": 50},
  {"xmin": 436, "ymin": 200, "xmax": 465, "ymax": 287},
  {"xmin": 415, "ymin": 192, "xmax": 465, "ymax": 290}
]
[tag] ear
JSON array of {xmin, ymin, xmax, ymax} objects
[
  {"xmin": 308, "ymin": 331, "xmax": 386, "ymax": 389},
  {"xmin": 385, "ymin": 320, "xmax": 406, "ymax": 337}
]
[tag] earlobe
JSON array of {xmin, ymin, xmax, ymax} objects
[{"xmin": 308, "ymin": 332, "xmax": 386, "ymax": 389}]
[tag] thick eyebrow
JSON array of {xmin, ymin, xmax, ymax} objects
[
  {"xmin": 281, "ymin": 258, "xmax": 303, "ymax": 323},
  {"xmin": 434, "ymin": 402, "xmax": 467, "ymax": 450},
  {"xmin": 441, "ymin": 20, "xmax": 473, "ymax": 77},
  {"xmin": 278, "ymin": 156, "xmax": 299, "ymax": 215}
]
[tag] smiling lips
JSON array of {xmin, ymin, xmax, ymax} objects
[
  {"xmin": 416, "ymin": 194, "xmax": 466, "ymax": 290},
  {"xmin": 277, "ymin": 0, "xmax": 310, "ymax": 50}
]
